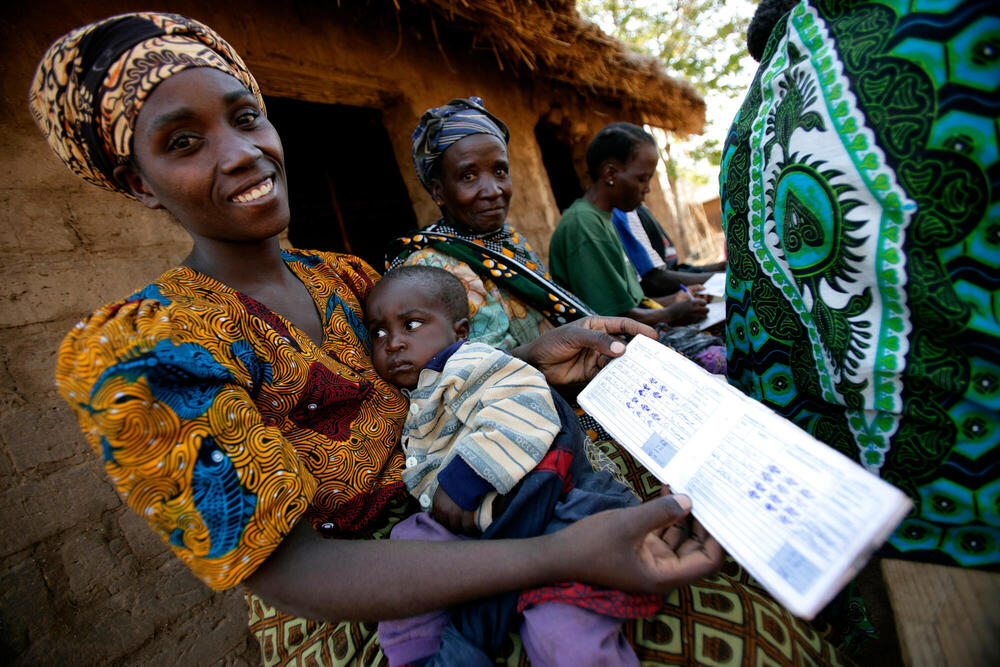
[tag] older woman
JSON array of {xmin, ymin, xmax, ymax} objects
[
  {"xmin": 31, "ymin": 13, "xmax": 726, "ymax": 665},
  {"xmin": 387, "ymin": 97, "xmax": 592, "ymax": 352},
  {"xmin": 391, "ymin": 104, "xmax": 724, "ymax": 372}
]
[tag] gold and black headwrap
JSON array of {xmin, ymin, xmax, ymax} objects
[{"xmin": 29, "ymin": 13, "xmax": 264, "ymax": 197}]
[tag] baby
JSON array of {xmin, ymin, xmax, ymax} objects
[{"xmin": 367, "ymin": 265, "xmax": 657, "ymax": 667}]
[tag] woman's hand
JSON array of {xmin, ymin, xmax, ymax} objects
[
  {"xmin": 662, "ymin": 296, "xmax": 708, "ymax": 325},
  {"xmin": 246, "ymin": 489, "xmax": 721, "ymax": 622},
  {"xmin": 511, "ymin": 316, "xmax": 656, "ymax": 386},
  {"xmin": 654, "ymin": 284, "xmax": 705, "ymax": 307},
  {"xmin": 550, "ymin": 493, "xmax": 723, "ymax": 594}
]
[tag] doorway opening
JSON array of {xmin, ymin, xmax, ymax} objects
[
  {"xmin": 264, "ymin": 96, "xmax": 417, "ymax": 270},
  {"xmin": 534, "ymin": 120, "xmax": 584, "ymax": 213}
]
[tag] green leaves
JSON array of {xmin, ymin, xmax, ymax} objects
[
  {"xmin": 577, "ymin": 0, "xmax": 753, "ymax": 173},
  {"xmin": 577, "ymin": 0, "xmax": 752, "ymax": 99}
]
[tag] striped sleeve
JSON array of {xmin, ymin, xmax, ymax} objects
[{"xmin": 444, "ymin": 344, "xmax": 560, "ymax": 494}]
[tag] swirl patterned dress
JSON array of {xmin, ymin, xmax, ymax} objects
[
  {"xmin": 722, "ymin": 0, "xmax": 998, "ymax": 568},
  {"xmin": 55, "ymin": 249, "xmax": 409, "ymax": 591}
]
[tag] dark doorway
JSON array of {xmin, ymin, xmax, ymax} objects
[
  {"xmin": 264, "ymin": 96, "xmax": 418, "ymax": 271},
  {"xmin": 534, "ymin": 121, "xmax": 584, "ymax": 213}
]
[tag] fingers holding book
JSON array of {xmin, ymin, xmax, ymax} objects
[{"xmin": 551, "ymin": 492, "xmax": 723, "ymax": 595}]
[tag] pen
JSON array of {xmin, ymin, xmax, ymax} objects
[{"xmin": 679, "ymin": 284, "xmax": 692, "ymax": 299}]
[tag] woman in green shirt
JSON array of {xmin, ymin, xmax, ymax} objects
[{"xmin": 550, "ymin": 123, "xmax": 726, "ymax": 372}]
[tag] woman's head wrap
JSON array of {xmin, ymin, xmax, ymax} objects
[
  {"xmin": 411, "ymin": 96, "xmax": 510, "ymax": 193},
  {"xmin": 29, "ymin": 12, "xmax": 264, "ymax": 197}
]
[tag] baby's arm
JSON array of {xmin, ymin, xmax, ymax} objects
[{"xmin": 431, "ymin": 455, "xmax": 496, "ymax": 534}]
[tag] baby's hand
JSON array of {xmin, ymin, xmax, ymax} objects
[{"xmin": 432, "ymin": 486, "xmax": 480, "ymax": 536}]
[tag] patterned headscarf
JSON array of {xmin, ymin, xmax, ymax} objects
[
  {"xmin": 411, "ymin": 96, "xmax": 510, "ymax": 193},
  {"xmin": 29, "ymin": 13, "xmax": 264, "ymax": 197}
]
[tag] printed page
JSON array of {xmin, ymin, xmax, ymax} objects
[
  {"xmin": 695, "ymin": 299, "xmax": 726, "ymax": 330},
  {"xmin": 700, "ymin": 272, "xmax": 727, "ymax": 298},
  {"xmin": 578, "ymin": 335, "xmax": 911, "ymax": 619}
]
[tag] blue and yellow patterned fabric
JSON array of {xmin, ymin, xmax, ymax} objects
[
  {"xmin": 55, "ymin": 250, "xmax": 408, "ymax": 589},
  {"xmin": 722, "ymin": 0, "xmax": 999, "ymax": 568}
]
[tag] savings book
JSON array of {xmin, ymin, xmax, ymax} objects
[{"xmin": 577, "ymin": 335, "xmax": 911, "ymax": 619}]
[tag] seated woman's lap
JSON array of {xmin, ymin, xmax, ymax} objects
[{"xmin": 246, "ymin": 439, "xmax": 847, "ymax": 666}]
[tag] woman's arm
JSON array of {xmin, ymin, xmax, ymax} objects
[
  {"xmin": 244, "ymin": 493, "xmax": 721, "ymax": 622},
  {"xmin": 623, "ymin": 298, "xmax": 709, "ymax": 328},
  {"xmin": 248, "ymin": 317, "xmax": 722, "ymax": 621},
  {"xmin": 696, "ymin": 260, "xmax": 728, "ymax": 274},
  {"xmin": 639, "ymin": 267, "xmax": 716, "ymax": 296}
]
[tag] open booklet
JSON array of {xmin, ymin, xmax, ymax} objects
[
  {"xmin": 577, "ymin": 335, "xmax": 912, "ymax": 619},
  {"xmin": 699, "ymin": 272, "xmax": 728, "ymax": 298}
]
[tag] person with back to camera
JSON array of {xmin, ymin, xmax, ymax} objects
[
  {"xmin": 549, "ymin": 122, "xmax": 728, "ymax": 372},
  {"xmin": 720, "ymin": 0, "xmax": 999, "ymax": 657},
  {"xmin": 367, "ymin": 264, "xmax": 657, "ymax": 665},
  {"xmin": 723, "ymin": 0, "xmax": 999, "ymax": 572}
]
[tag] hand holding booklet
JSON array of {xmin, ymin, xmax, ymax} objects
[{"xmin": 577, "ymin": 335, "xmax": 911, "ymax": 619}]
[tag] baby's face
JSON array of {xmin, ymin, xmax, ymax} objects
[{"xmin": 366, "ymin": 280, "xmax": 467, "ymax": 390}]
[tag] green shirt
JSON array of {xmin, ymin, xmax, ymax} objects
[{"xmin": 549, "ymin": 198, "xmax": 644, "ymax": 316}]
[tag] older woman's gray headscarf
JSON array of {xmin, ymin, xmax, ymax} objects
[{"xmin": 411, "ymin": 96, "xmax": 510, "ymax": 193}]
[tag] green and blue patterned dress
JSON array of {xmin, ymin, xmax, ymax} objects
[{"xmin": 722, "ymin": 0, "xmax": 998, "ymax": 569}]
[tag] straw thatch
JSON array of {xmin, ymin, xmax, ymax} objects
[{"xmin": 399, "ymin": 0, "xmax": 706, "ymax": 135}]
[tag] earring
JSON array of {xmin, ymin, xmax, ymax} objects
[{"xmin": 607, "ymin": 180, "xmax": 615, "ymax": 187}]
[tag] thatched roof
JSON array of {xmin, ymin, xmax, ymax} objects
[{"xmin": 400, "ymin": 0, "xmax": 706, "ymax": 135}]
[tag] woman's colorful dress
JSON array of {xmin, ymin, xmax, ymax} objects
[
  {"xmin": 55, "ymin": 250, "xmax": 409, "ymax": 590},
  {"xmin": 721, "ymin": 0, "xmax": 998, "ymax": 569}
]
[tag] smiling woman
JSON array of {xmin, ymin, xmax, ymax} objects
[
  {"xmin": 28, "ymin": 12, "xmax": 744, "ymax": 667},
  {"xmin": 119, "ymin": 69, "xmax": 289, "ymax": 247}
]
